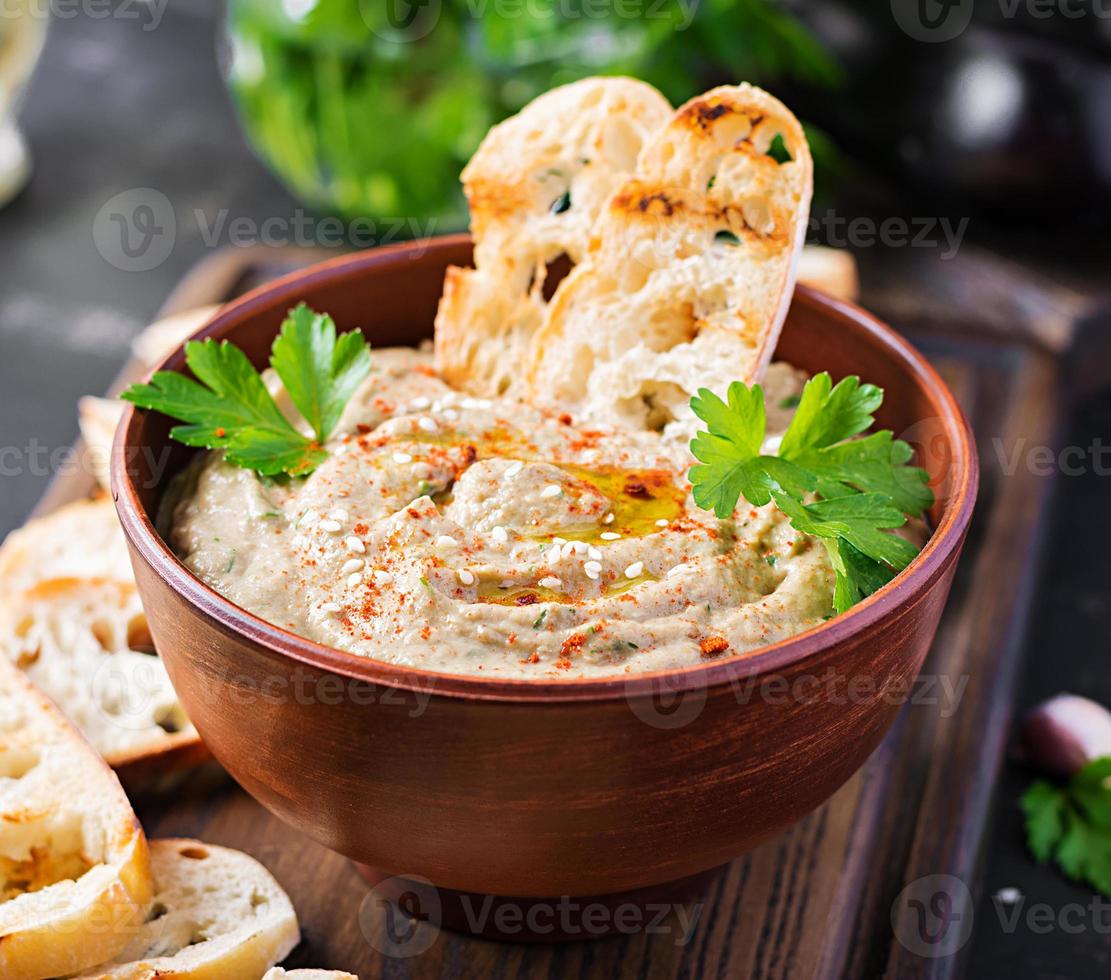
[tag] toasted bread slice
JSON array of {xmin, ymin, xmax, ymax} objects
[
  {"xmin": 265, "ymin": 971, "xmax": 358, "ymax": 979},
  {"xmin": 0, "ymin": 498, "xmax": 204, "ymax": 778},
  {"xmin": 0, "ymin": 496, "xmax": 134, "ymax": 596},
  {"xmin": 78, "ymin": 396, "xmax": 126, "ymax": 493},
  {"xmin": 0, "ymin": 577, "xmax": 197, "ymax": 769},
  {"xmin": 73, "ymin": 838, "xmax": 300, "ymax": 980},
  {"xmin": 797, "ymin": 245, "xmax": 858, "ymax": 302},
  {"xmin": 525, "ymin": 84, "xmax": 812, "ymax": 431},
  {"xmin": 131, "ymin": 305, "xmax": 220, "ymax": 370},
  {"xmin": 435, "ymin": 77, "xmax": 672, "ymax": 396},
  {"xmin": 0, "ymin": 658, "xmax": 153, "ymax": 980}
]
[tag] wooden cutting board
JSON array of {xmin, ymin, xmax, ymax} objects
[{"xmin": 38, "ymin": 244, "xmax": 1080, "ymax": 978}]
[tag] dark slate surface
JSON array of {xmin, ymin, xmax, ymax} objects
[{"xmin": 0, "ymin": 0, "xmax": 299, "ymax": 537}]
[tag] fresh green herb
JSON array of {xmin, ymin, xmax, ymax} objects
[
  {"xmin": 1022, "ymin": 757, "xmax": 1111, "ymax": 896},
  {"xmin": 714, "ymin": 229, "xmax": 741, "ymax": 246},
  {"xmin": 765, "ymin": 554, "xmax": 778, "ymax": 567},
  {"xmin": 225, "ymin": 549, "xmax": 237, "ymax": 573},
  {"xmin": 766, "ymin": 132, "xmax": 792, "ymax": 164},
  {"xmin": 688, "ymin": 372, "xmax": 933, "ymax": 614},
  {"xmin": 419, "ymin": 574, "xmax": 432, "ymax": 592},
  {"xmin": 122, "ymin": 304, "xmax": 371, "ymax": 478},
  {"xmin": 550, "ymin": 190, "xmax": 571, "ymax": 215},
  {"xmin": 779, "ymin": 394, "xmax": 801, "ymax": 410},
  {"xmin": 706, "ymin": 175, "xmax": 717, "ymax": 190},
  {"xmin": 532, "ymin": 609, "xmax": 548, "ymax": 630},
  {"xmin": 259, "ymin": 510, "xmax": 282, "ymax": 520}
]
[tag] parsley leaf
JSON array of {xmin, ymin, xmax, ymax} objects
[
  {"xmin": 122, "ymin": 305, "xmax": 370, "ymax": 478},
  {"xmin": 1023, "ymin": 757, "xmax": 1111, "ymax": 896},
  {"xmin": 688, "ymin": 372, "xmax": 933, "ymax": 614},
  {"xmin": 270, "ymin": 303, "xmax": 372, "ymax": 444}
]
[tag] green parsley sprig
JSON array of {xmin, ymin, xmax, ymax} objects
[
  {"xmin": 1023, "ymin": 757, "xmax": 1111, "ymax": 896},
  {"xmin": 688, "ymin": 372, "xmax": 933, "ymax": 614},
  {"xmin": 122, "ymin": 304, "xmax": 371, "ymax": 478}
]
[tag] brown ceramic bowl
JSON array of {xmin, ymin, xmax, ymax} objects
[{"xmin": 112, "ymin": 235, "xmax": 977, "ymax": 925}]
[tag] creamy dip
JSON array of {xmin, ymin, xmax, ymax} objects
[{"xmin": 170, "ymin": 348, "xmax": 838, "ymax": 678}]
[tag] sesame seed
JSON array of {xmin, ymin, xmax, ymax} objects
[
  {"xmin": 603, "ymin": 512, "xmax": 615, "ymax": 524},
  {"xmin": 541, "ymin": 484, "xmax": 562, "ymax": 499},
  {"xmin": 491, "ymin": 525, "xmax": 509, "ymax": 544},
  {"xmin": 656, "ymin": 518, "xmax": 669, "ymax": 527},
  {"xmin": 345, "ymin": 536, "xmax": 365, "ymax": 554},
  {"xmin": 417, "ymin": 416, "xmax": 438, "ymax": 433},
  {"xmin": 443, "ymin": 408, "xmax": 460, "ymax": 422},
  {"xmin": 411, "ymin": 396, "xmax": 431, "ymax": 409},
  {"xmin": 319, "ymin": 519, "xmax": 343, "ymax": 533},
  {"xmin": 667, "ymin": 564, "xmax": 689, "ymax": 578},
  {"xmin": 538, "ymin": 576, "xmax": 562, "ymax": 589},
  {"xmin": 505, "ymin": 461, "xmax": 524, "ymax": 478},
  {"xmin": 329, "ymin": 508, "xmax": 349, "ymax": 522},
  {"xmin": 300, "ymin": 509, "xmax": 319, "ymax": 526},
  {"xmin": 434, "ymin": 535, "xmax": 459, "ymax": 549},
  {"xmin": 342, "ymin": 558, "xmax": 365, "ymax": 575},
  {"xmin": 571, "ymin": 541, "xmax": 587, "ymax": 554},
  {"xmin": 347, "ymin": 572, "xmax": 363, "ymax": 588},
  {"xmin": 625, "ymin": 561, "xmax": 644, "ymax": 579},
  {"xmin": 587, "ymin": 546, "xmax": 602, "ymax": 560},
  {"xmin": 458, "ymin": 569, "xmax": 476, "ymax": 586},
  {"xmin": 600, "ymin": 531, "xmax": 621, "ymax": 541},
  {"xmin": 392, "ymin": 451, "xmax": 413, "ymax": 464},
  {"xmin": 584, "ymin": 561, "xmax": 602, "ymax": 580},
  {"xmin": 320, "ymin": 602, "xmax": 341, "ymax": 614},
  {"xmin": 561, "ymin": 542, "xmax": 576, "ymax": 560},
  {"xmin": 373, "ymin": 569, "xmax": 394, "ymax": 585},
  {"xmin": 552, "ymin": 536, "xmax": 567, "ymax": 545}
]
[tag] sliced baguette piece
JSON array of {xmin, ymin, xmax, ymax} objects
[
  {"xmin": 435, "ymin": 77, "xmax": 672, "ymax": 396},
  {"xmin": 797, "ymin": 244, "xmax": 858, "ymax": 302},
  {"xmin": 264, "ymin": 970, "xmax": 358, "ymax": 979},
  {"xmin": 0, "ymin": 495, "xmax": 134, "ymax": 596},
  {"xmin": 131, "ymin": 305, "xmax": 220, "ymax": 370},
  {"xmin": 73, "ymin": 838, "xmax": 301, "ymax": 980},
  {"xmin": 78, "ymin": 396, "xmax": 126, "ymax": 493},
  {"xmin": 0, "ymin": 497, "xmax": 204, "ymax": 779},
  {"xmin": 0, "ymin": 657, "xmax": 153, "ymax": 980},
  {"xmin": 0, "ymin": 577, "xmax": 197, "ymax": 769},
  {"xmin": 525, "ymin": 83, "xmax": 813, "ymax": 431}
]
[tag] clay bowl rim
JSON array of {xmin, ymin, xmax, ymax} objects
[{"xmin": 112, "ymin": 233, "xmax": 979, "ymax": 705}]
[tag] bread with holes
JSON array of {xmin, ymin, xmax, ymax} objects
[
  {"xmin": 0, "ymin": 577, "xmax": 197, "ymax": 769},
  {"xmin": 0, "ymin": 497, "xmax": 203, "ymax": 778},
  {"xmin": 264, "ymin": 970, "xmax": 358, "ymax": 979},
  {"xmin": 435, "ymin": 77, "xmax": 672, "ymax": 396},
  {"xmin": 0, "ymin": 496, "xmax": 134, "ymax": 596},
  {"xmin": 78, "ymin": 396, "xmax": 125, "ymax": 492},
  {"xmin": 0, "ymin": 656, "xmax": 153, "ymax": 980},
  {"xmin": 72, "ymin": 838, "xmax": 301, "ymax": 979},
  {"xmin": 525, "ymin": 83, "xmax": 812, "ymax": 432}
]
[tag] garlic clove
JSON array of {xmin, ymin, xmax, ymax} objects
[{"xmin": 1019, "ymin": 694, "xmax": 1111, "ymax": 778}]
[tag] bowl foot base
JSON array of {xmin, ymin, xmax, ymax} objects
[{"xmin": 353, "ymin": 863, "xmax": 721, "ymax": 943}]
